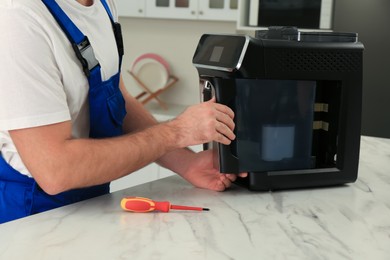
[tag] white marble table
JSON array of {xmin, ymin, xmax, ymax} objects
[{"xmin": 0, "ymin": 136, "xmax": 389, "ymax": 260}]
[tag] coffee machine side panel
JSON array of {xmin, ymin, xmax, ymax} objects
[
  {"xmin": 199, "ymin": 77, "xmax": 239, "ymax": 173},
  {"xmin": 209, "ymin": 77, "xmax": 240, "ymax": 174},
  {"xmin": 335, "ymin": 75, "xmax": 362, "ymax": 182}
]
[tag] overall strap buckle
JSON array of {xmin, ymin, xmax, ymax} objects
[
  {"xmin": 72, "ymin": 36, "xmax": 99, "ymax": 77},
  {"xmin": 113, "ymin": 22, "xmax": 124, "ymax": 57}
]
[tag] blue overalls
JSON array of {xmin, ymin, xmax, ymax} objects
[{"xmin": 0, "ymin": 0, "xmax": 126, "ymax": 223}]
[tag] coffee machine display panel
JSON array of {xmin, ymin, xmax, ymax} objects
[{"xmin": 192, "ymin": 35, "xmax": 249, "ymax": 72}]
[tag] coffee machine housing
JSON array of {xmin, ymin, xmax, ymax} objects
[{"xmin": 193, "ymin": 27, "xmax": 364, "ymax": 191}]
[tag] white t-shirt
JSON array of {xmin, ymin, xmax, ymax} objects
[{"xmin": 0, "ymin": 0, "xmax": 119, "ymax": 177}]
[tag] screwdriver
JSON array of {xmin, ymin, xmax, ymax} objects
[{"xmin": 120, "ymin": 197, "xmax": 210, "ymax": 213}]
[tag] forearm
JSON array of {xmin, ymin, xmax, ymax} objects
[
  {"xmin": 119, "ymin": 82, "xmax": 197, "ymax": 179},
  {"xmin": 52, "ymin": 84, "xmax": 165, "ymax": 192},
  {"xmin": 156, "ymin": 147, "xmax": 196, "ymax": 178},
  {"xmin": 11, "ymin": 120, "xmax": 181, "ymax": 195},
  {"xmin": 57, "ymin": 123, "xmax": 179, "ymax": 192}
]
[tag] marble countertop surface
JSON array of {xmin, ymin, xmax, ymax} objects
[{"xmin": 0, "ymin": 136, "xmax": 389, "ymax": 260}]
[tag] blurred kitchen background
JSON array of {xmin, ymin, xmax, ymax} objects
[{"xmin": 117, "ymin": 0, "xmax": 390, "ymax": 139}]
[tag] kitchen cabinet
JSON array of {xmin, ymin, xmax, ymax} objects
[
  {"xmin": 146, "ymin": 0, "xmax": 238, "ymax": 21},
  {"xmin": 198, "ymin": 0, "xmax": 238, "ymax": 21},
  {"xmin": 116, "ymin": 0, "xmax": 146, "ymax": 17},
  {"xmin": 145, "ymin": 0, "xmax": 198, "ymax": 20},
  {"xmin": 119, "ymin": 0, "xmax": 238, "ymax": 22}
]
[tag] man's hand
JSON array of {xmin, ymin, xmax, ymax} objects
[
  {"xmin": 168, "ymin": 98, "xmax": 235, "ymax": 148},
  {"xmin": 180, "ymin": 149, "xmax": 247, "ymax": 191}
]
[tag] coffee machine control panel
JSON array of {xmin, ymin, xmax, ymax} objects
[
  {"xmin": 255, "ymin": 26, "xmax": 358, "ymax": 42},
  {"xmin": 193, "ymin": 35, "xmax": 250, "ymax": 72}
]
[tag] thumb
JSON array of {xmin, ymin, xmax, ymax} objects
[{"xmin": 207, "ymin": 96, "xmax": 216, "ymax": 103}]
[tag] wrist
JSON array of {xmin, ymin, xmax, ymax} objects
[
  {"xmin": 156, "ymin": 147, "xmax": 197, "ymax": 179},
  {"xmin": 163, "ymin": 118, "xmax": 188, "ymax": 148}
]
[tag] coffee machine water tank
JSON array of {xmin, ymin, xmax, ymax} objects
[{"xmin": 192, "ymin": 27, "xmax": 364, "ymax": 191}]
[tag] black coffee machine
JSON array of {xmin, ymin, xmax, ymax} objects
[{"xmin": 192, "ymin": 27, "xmax": 364, "ymax": 191}]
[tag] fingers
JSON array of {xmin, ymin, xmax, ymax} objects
[
  {"xmin": 225, "ymin": 174, "xmax": 237, "ymax": 183},
  {"xmin": 218, "ymin": 172, "xmax": 248, "ymax": 191},
  {"xmin": 206, "ymin": 99, "xmax": 236, "ymax": 145},
  {"xmin": 238, "ymin": 172, "xmax": 248, "ymax": 178},
  {"xmin": 216, "ymin": 112, "xmax": 235, "ymax": 138},
  {"xmin": 214, "ymin": 102, "xmax": 235, "ymax": 120},
  {"xmin": 219, "ymin": 174, "xmax": 239, "ymax": 190},
  {"xmin": 218, "ymin": 174, "xmax": 233, "ymax": 190},
  {"xmin": 218, "ymin": 174, "xmax": 237, "ymax": 190},
  {"xmin": 172, "ymin": 98, "xmax": 236, "ymax": 147},
  {"xmin": 207, "ymin": 98, "xmax": 235, "ymax": 121},
  {"xmin": 215, "ymin": 124, "xmax": 235, "ymax": 145}
]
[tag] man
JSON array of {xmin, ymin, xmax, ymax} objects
[{"xmin": 0, "ymin": 0, "xmax": 245, "ymax": 223}]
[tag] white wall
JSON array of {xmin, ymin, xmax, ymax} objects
[{"xmin": 118, "ymin": 17, "xmax": 237, "ymax": 106}]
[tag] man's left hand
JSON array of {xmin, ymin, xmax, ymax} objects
[{"xmin": 182, "ymin": 149, "xmax": 247, "ymax": 191}]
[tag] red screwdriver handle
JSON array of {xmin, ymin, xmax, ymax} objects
[
  {"xmin": 121, "ymin": 197, "xmax": 209, "ymax": 213},
  {"xmin": 154, "ymin": 200, "xmax": 171, "ymax": 212},
  {"xmin": 121, "ymin": 197, "xmax": 171, "ymax": 212}
]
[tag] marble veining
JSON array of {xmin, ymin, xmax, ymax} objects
[{"xmin": 0, "ymin": 136, "xmax": 390, "ymax": 259}]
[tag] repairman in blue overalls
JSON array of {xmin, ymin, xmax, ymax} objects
[{"xmin": 0, "ymin": 0, "xmax": 246, "ymax": 223}]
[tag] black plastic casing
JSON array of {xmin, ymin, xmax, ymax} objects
[{"xmin": 193, "ymin": 28, "xmax": 364, "ymax": 191}]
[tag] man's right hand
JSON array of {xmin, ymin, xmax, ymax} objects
[{"xmin": 167, "ymin": 98, "xmax": 236, "ymax": 148}]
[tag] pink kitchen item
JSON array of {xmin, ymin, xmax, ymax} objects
[{"xmin": 128, "ymin": 53, "xmax": 178, "ymax": 110}]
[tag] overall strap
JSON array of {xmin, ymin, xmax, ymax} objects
[
  {"xmin": 41, "ymin": 0, "xmax": 123, "ymax": 79},
  {"xmin": 100, "ymin": 0, "xmax": 124, "ymax": 67},
  {"xmin": 100, "ymin": 0, "xmax": 114, "ymax": 21}
]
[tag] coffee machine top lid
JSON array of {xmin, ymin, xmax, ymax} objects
[
  {"xmin": 255, "ymin": 26, "xmax": 358, "ymax": 43},
  {"xmin": 192, "ymin": 26, "xmax": 363, "ymax": 76}
]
